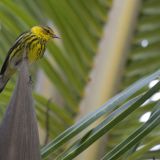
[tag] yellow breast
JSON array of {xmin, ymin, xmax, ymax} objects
[{"xmin": 28, "ymin": 42, "xmax": 45, "ymax": 63}]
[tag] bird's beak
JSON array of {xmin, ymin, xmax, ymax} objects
[{"xmin": 53, "ymin": 34, "xmax": 60, "ymax": 39}]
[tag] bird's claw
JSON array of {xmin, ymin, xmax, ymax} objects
[{"xmin": 28, "ymin": 75, "xmax": 33, "ymax": 85}]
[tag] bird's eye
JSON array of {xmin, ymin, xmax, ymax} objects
[{"xmin": 46, "ymin": 30, "xmax": 50, "ymax": 33}]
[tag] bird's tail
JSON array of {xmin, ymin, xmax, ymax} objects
[{"xmin": 0, "ymin": 75, "xmax": 9, "ymax": 93}]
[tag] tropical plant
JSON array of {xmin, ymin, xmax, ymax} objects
[{"xmin": 0, "ymin": 0, "xmax": 160, "ymax": 160}]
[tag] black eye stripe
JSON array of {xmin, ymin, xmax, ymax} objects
[
  {"xmin": 42, "ymin": 26, "xmax": 53, "ymax": 34},
  {"xmin": 44, "ymin": 28, "xmax": 51, "ymax": 34},
  {"xmin": 44, "ymin": 28, "xmax": 49, "ymax": 32}
]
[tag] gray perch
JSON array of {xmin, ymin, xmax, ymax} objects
[{"xmin": 0, "ymin": 56, "xmax": 41, "ymax": 160}]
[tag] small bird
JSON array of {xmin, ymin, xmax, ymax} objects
[{"xmin": 0, "ymin": 25, "xmax": 59, "ymax": 92}]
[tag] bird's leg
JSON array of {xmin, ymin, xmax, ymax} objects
[
  {"xmin": 28, "ymin": 75, "xmax": 33, "ymax": 84},
  {"xmin": 23, "ymin": 46, "xmax": 32, "ymax": 85}
]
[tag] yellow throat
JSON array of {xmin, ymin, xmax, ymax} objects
[{"xmin": 31, "ymin": 26, "xmax": 54, "ymax": 41}]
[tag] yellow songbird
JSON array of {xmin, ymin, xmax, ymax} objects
[{"xmin": 0, "ymin": 25, "xmax": 59, "ymax": 92}]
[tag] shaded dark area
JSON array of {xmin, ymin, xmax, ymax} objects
[{"xmin": 0, "ymin": 59, "xmax": 41, "ymax": 160}]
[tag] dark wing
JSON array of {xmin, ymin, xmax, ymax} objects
[{"xmin": 0, "ymin": 31, "xmax": 28, "ymax": 75}]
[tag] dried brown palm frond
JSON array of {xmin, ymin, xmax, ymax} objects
[{"xmin": 0, "ymin": 57, "xmax": 41, "ymax": 160}]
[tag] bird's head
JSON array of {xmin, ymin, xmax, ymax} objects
[{"xmin": 31, "ymin": 25, "xmax": 59, "ymax": 42}]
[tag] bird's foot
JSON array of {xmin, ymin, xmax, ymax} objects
[{"xmin": 28, "ymin": 75, "xmax": 33, "ymax": 85}]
